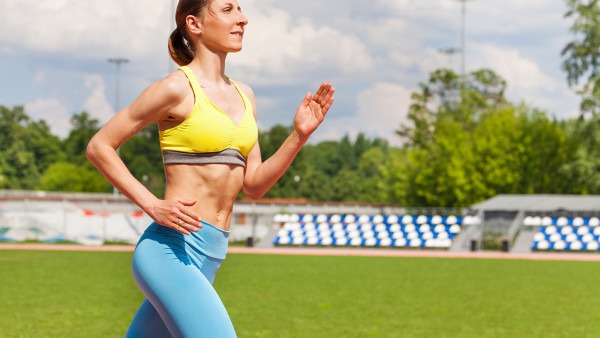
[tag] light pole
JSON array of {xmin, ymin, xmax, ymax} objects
[
  {"xmin": 438, "ymin": 47, "xmax": 460, "ymax": 70},
  {"xmin": 455, "ymin": 0, "xmax": 475, "ymax": 78},
  {"xmin": 107, "ymin": 57, "xmax": 129, "ymax": 195}
]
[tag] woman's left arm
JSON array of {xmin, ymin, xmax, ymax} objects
[{"xmin": 242, "ymin": 82, "xmax": 335, "ymax": 200}]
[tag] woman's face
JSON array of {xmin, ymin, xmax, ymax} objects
[{"xmin": 199, "ymin": 0, "xmax": 248, "ymax": 53}]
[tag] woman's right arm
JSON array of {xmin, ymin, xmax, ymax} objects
[{"xmin": 86, "ymin": 74, "xmax": 202, "ymax": 235}]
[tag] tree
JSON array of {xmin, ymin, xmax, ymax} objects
[
  {"xmin": 562, "ymin": 0, "xmax": 600, "ymax": 116},
  {"xmin": 0, "ymin": 106, "xmax": 64, "ymax": 189},
  {"xmin": 392, "ymin": 69, "xmax": 572, "ymax": 207},
  {"xmin": 63, "ymin": 112, "xmax": 100, "ymax": 164},
  {"xmin": 38, "ymin": 162, "xmax": 111, "ymax": 192}
]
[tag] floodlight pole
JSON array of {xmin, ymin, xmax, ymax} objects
[
  {"xmin": 455, "ymin": 0, "xmax": 475, "ymax": 78},
  {"xmin": 438, "ymin": 47, "xmax": 460, "ymax": 70},
  {"xmin": 107, "ymin": 57, "xmax": 129, "ymax": 196}
]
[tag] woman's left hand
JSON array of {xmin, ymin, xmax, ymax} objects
[{"xmin": 293, "ymin": 83, "xmax": 335, "ymax": 141}]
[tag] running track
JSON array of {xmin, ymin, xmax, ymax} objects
[{"xmin": 2, "ymin": 244, "xmax": 600, "ymax": 262}]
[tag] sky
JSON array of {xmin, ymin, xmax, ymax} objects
[{"xmin": 0, "ymin": 0, "xmax": 580, "ymax": 146}]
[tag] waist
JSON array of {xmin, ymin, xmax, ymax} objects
[{"xmin": 146, "ymin": 221, "xmax": 230, "ymax": 259}]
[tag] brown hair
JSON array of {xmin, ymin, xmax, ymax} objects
[{"xmin": 168, "ymin": 0, "xmax": 212, "ymax": 66}]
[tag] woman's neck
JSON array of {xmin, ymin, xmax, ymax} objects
[{"xmin": 188, "ymin": 47, "xmax": 229, "ymax": 86}]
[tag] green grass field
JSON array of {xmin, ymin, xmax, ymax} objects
[{"xmin": 1, "ymin": 249, "xmax": 600, "ymax": 338}]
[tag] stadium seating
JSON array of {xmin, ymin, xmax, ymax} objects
[
  {"xmin": 273, "ymin": 213, "xmax": 478, "ymax": 249},
  {"xmin": 527, "ymin": 216, "xmax": 600, "ymax": 251}
]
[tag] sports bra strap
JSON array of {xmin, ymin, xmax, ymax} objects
[{"xmin": 179, "ymin": 66, "xmax": 203, "ymax": 103}]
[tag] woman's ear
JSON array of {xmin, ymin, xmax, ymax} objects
[{"xmin": 186, "ymin": 15, "xmax": 203, "ymax": 34}]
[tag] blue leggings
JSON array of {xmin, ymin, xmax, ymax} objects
[{"xmin": 125, "ymin": 222, "xmax": 236, "ymax": 338}]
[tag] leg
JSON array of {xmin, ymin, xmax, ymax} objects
[
  {"xmin": 130, "ymin": 231, "xmax": 236, "ymax": 338},
  {"xmin": 125, "ymin": 299, "xmax": 172, "ymax": 338}
]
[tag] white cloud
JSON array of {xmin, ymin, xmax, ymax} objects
[
  {"xmin": 473, "ymin": 43, "xmax": 556, "ymax": 90},
  {"xmin": 24, "ymin": 98, "xmax": 71, "ymax": 138},
  {"xmin": 313, "ymin": 82, "xmax": 412, "ymax": 146},
  {"xmin": 0, "ymin": 0, "xmax": 169, "ymax": 60},
  {"xmin": 83, "ymin": 74, "xmax": 114, "ymax": 124},
  {"xmin": 229, "ymin": 5, "xmax": 374, "ymax": 85}
]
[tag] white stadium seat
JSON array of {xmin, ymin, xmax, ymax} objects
[
  {"xmin": 386, "ymin": 215, "xmax": 399, "ymax": 224},
  {"xmin": 362, "ymin": 231, "xmax": 375, "ymax": 239},
  {"xmin": 406, "ymin": 231, "xmax": 419, "ymax": 240},
  {"xmin": 560, "ymin": 226, "xmax": 573, "ymax": 235},
  {"xmin": 536, "ymin": 240, "xmax": 550, "ymax": 250},
  {"xmin": 347, "ymin": 231, "xmax": 360, "ymax": 239},
  {"xmin": 318, "ymin": 223, "xmax": 330, "ymax": 231},
  {"xmin": 533, "ymin": 232, "xmax": 545, "ymax": 242},
  {"xmin": 554, "ymin": 241, "xmax": 566, "ymax": 250},
  {"xmin": 565, "ymin": 233, "xmax": 577, "ymax": 243},
  {"xmin": 358, "ymin": 215, "xmax": 371, "ymax": 223},
  {"xmin": 581, "ymin": 234, "xmax": 594, "ymax": 243},
  {"xmin": 431, "ymin": 215, "xmax": 442, "ymax": 225},
  {"xmin": 422, "ymin": 232, "xmax": 434, "ymax": 240},
  {"xmin": 410, "ymin": 239, "xmax": 423, "ymax": 247},
  {"xmin": 307, "ymin": 237, "xmax": 319, "ymax": 245},
  {"xmin": 377, "ymin": 231, "xmax": 390, "ymax": 239},
  {"xmin": 394, "ymin": 238, "xmax": 407, "ymax": 247},
  {"xmin": 586, "ymin": 242, "xmax": 599, "ymax": 250},
  {"xmin": 549, "ymin": 233, "xmax": 561, "ymax": 242},
  {"xmin": 570, "ymin": 241, "xmax": 583, "ymax": 250},
  {"xmin": 350, "ymin": 238, "xmax": 362, "ymax": 246},
  {"xmin": 449, "ymin": 225, "xmax": 461, "ymax": 234},
  {"xmin": 380, "ymin": 238, "xmax": 392, "ymax": 247},
  {"xmin": 590, "ymin": 217, "xmax": 600, "ymax": 227}
]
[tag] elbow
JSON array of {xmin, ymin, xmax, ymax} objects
[
  {"xmin": 85, "ymin": 137, "xmax": 100, "ymax": 165},
  {"xmin": 243, "ymin": 186, "xmax": 265, "ymax": 201}
]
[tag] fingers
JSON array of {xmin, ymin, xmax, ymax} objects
[
  {"xmin": 300, "ymin": 92, "xmax": 312, "ymax": 107},
  {"xmin": 158, "ymin": 198, "xmax": 203, "ymax": 235},
  {"xmin": 312, "ymin": 83, "xmax": 335, "ymax": 111}
]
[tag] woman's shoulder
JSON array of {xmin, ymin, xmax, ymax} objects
[
  {"xmin": 155, "ymin": 70, "xmax": 192, "ymax": 103},
  {"xmin": 231, "ymin": 79, "xmax": 255, "ymax": 100}
]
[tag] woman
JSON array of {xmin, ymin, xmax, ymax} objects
[{"xmin": 86, "ymin": 0, "xmax": 334, "ymax": 336}]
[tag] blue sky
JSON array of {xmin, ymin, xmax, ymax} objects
[{"xmin": 0, "ymin": 0, "xmax": 579, "ymax": 145}]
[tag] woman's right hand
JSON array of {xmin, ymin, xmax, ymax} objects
[{"xmin": 147, "ymin": 198, "xmax": 203, "ymax": 235}]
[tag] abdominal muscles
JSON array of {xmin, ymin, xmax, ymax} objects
[{"xmin": 163, "ymin": 163, "xmax": 246, "ymax": 229}]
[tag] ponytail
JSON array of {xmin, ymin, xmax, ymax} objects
[
  {"xmin": 168, "ymin": 0, "xmax": 211, "ymax": 67},
  {"xmin": 168, "ymin": 27, "xmax": 194, "ymax": 67}
]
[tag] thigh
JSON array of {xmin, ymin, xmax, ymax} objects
[{"xmin": 132, "ymin": 231, "xmax": 237, "ymax": 338}]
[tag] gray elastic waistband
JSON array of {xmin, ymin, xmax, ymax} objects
[{"xmin": 162, "ymin": 149, "xmax": 246, "ymax": 167}]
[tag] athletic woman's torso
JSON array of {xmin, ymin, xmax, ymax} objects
[{"xmin": 158, "ymin": 66, "xmax": 258, "ymax": 229}]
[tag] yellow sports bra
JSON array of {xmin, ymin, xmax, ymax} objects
[{"xmin": 159, "ymin": 66, "xmax": 258, "ymax": 167}]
